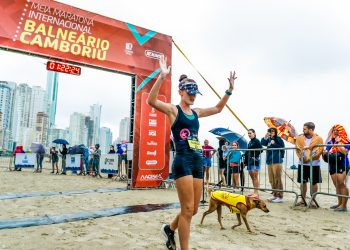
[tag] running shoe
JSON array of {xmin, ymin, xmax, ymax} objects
[
  {"xmin": 272, "ymin": 197, "xmax": 283, "ymax": 203},
  {"xmin": 161, "ymin": 224, "xmax": 176, "ymax": 250},
  {"xmin": 267, "ymin": 196, "xmax": 277, "ymax": 202}
]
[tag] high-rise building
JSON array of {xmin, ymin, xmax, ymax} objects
[
  {"xmin": 29, "ymin": 86, "xmax": 46, "ymax": 128},
  {"xmin": 11, "ymin": 83, "xmax": 32, "ymax": 143},
  {"xmin": 46, "ymin": 71, "xmax": 59, "ymax": 128},
  {"xmin": 47, "ymin": 128, "xmax": 69, "ymax": 147},
  {"xmin": 100, "ymin": 127, "xmax": 113, "ymax": 153},
  {"xmin": 69, "ymin": 112, "xmax": 86, "ymax": 146},
  {"xmin": 89, "ymin": 104, "xmax": 101, "ymax": 145},
  {"xmin": 21, "ymin": 127, "xmax": 37, "ymax": 151},
  {"xmin": 118, "ymin": 117, "xmax": 130, "ymax": 143},
  {"xmin": 85, "ymin": 116, "xmax": 94, "ymax": 147},
  {"xmin": 0, "ymin": 81, "xmax": 16, "ymax": 130},
  {"xmin": 36, "ymin": 112, "xmax": 49, "ymax": 145},
  {"xmin": 0, "ymin": 81, "xmax": 16, "ymax": 149}
]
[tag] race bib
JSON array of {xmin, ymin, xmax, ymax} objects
[{"xmin": 187, "ymin": 137, "xmax": 202, "ymax": 151}]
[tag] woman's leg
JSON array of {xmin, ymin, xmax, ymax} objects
[
  {"xmin": 219, "ymin": 169, "xmax": 226, "ymax": 186},
  {"xmin": 233, "ymin": 173, "xmax": 239, "ymax": 188},
  {"xmin": 249, "ymin": 170, "xmax": 259, "ymax": 195},
  {"xmin": 330, "ymin": 174, "xmax": 341, "ymax": 205},
  {"xmin": 337, "ymin": 172, "xmax": 348, "ymax": 208},
  {"xmin": 172, "ymin": 176, "xmax": 195, "ymax": 250},
  {"xmin": 204, "ymin": 167, "xmax": 210, "ymax": 187}
]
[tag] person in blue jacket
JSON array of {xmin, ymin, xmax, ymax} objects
[
  {"xmin": 228, "ymin": 141, "xmax": 241, "ymax": 188},
  {"xmin": 261, "ymin": 127, "xmax": 285, "ymax": 203}
]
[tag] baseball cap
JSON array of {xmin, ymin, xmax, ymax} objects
[{"xmin": 178, "ymin": 82, "xmax": 202, "ymax": 95}]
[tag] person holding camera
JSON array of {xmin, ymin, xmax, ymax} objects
[
  {"xmin": 261, "ymin": 127, "xmax": 285, "ymax": 203},
  {"xmin": 324, "ymin": 124, "xmax": 350, "ymax": 212}
]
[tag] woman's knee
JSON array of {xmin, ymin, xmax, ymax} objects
[{"xmin": 181, "ymin": 204, "xmax": 194, "ymax": 218}]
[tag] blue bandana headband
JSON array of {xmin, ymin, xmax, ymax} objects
[{"xmin": 178, "ymin": 82, "xmax": 202, "ymax": 95}]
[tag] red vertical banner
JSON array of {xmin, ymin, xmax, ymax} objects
[
  {"xmin": 134, "ymin": 93, "xmax": 168, "ymax": 187},
  {"xmin": 139, "ymin": 93, "xmax": 166, "ymax": 170}
]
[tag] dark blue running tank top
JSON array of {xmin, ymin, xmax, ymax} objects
[{"xmin": 171, "ymin": 105, "xmax": 200, "ymax": 153}]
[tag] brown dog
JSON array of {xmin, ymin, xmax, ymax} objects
[{"xmin": 201, "ymin": 190, "xmax": 269, "ymax": 232}]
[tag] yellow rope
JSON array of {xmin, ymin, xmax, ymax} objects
[{"xmin": 172, "ymin": 39, "xmax": 249, "ymax": 131}]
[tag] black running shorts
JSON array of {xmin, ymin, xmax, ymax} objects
[{"xmin": 172, "ymin": 151, "xmax": 204, "ymax": 180}]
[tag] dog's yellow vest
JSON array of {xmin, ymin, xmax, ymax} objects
[{"xmin": 211, "ymin": 191, "xmax": 247, "ymax": 214}]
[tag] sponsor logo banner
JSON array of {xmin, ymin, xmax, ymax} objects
[
  {"xmin": 66, "ymin": 154, "xmax": 81, "ymax": 171},
  {"xmin": 15, "ymin": 153, "xmax": 36, "ymax": 168},
  {"xmin": 100, "ymin": 154, "xmax": 118, "ymax": 174}
]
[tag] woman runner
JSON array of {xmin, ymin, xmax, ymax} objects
[{"xmin": 147, "ymin": 56, "xmax": 237, "ymax": 250}]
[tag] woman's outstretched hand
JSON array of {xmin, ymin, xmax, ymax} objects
[
  {"xmin": 159, "ymin": 55, "xmax": 171, "ymax": 79},
  {"xmin": 227, "ymin": 71, "xmax": 237, "ymax": 91}
]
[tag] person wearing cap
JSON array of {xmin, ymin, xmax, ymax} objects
[{"xmin": 147, "ymin": 55, "xmax": 237, "ymax": 250}]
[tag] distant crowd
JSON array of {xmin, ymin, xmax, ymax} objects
[{"xmin": 12, "ymin": 143, "xmax": 129, "ymax": 179}]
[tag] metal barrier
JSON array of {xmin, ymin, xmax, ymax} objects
[
  {"xmin": 308, "ymin": 144, "xmax": 350, "ymax": 209},
  {"xmin": 0, "ymin": 156, "xmax": 13, "ymax": 170},
  {"xmin": 206, "ymin": 147, "xmax": 302, "ymax": 206}
]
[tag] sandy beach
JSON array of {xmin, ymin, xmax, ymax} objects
[{"xmin": 0, "ymin": 166, "xmax": 349, "ymax": 250}]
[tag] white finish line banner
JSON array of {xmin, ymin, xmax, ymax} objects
[
  {"xmin": 100, "ymin": 154, "xmax": 118, "ymax": 174},
  {"xmin": 66, "ymin": 154, "xmax": 81, "ymax": 172},
  {"xmin": 15, "ymin": 153, "xmax": 36, "ymax": 168}
]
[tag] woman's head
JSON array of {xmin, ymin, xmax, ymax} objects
[
  {"xmin": 248, "ymin": 129, "xmax": 256, "ymax": 139},
  {"xmin": 110, "ymin": 145, "xmax": 114, "ymax": 149},
  {"xmin": 232, "ymin": 141, "xmax": 239, "ymax": 148},
  {"xmin": 268, "ymin": 127, "xmax": 278, "ymax": 137},
  {"xmin": 204, "ymin": 139, "xmax": 209, "ymax": 146},
  {"xmin": 330, "ymin": 124, "xmax": 349, "ymax": 141},
  {"xmin": 178, "ymin": 74, "xmax": 202, "ymax": 105}
]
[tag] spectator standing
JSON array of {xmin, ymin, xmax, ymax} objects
[
  {"xmin": 60, "ymin": 144, "xmax": 67, "ymax": 175},
  {"xmin": 13, "ymin": 145, "xmax": 25, "ymax": 171},
  {"xmin": 108, "ymin": 145, "xmax": 116, "ymax": 178},
  {"xmin": 228, "ymin": 141, "xmax": 241, "ymax": 188},
  {"xmin": 202, "ymin": 139, "xmax": 216, "ymax": 189},
  {"xmin": 261, "ymin": 127, "xmax": 285, "ymax": 202},
  {"xmin": 116, "ymin": 144, "xmax": 123, "ymax": 177},
  {"xmin": 50, "ymin": 146, "xmax": 59, "ymax": 174},
  {"xmin": 295, "ymin": 122, "xmax": 324, "ymax": 207},
  {"xmin": 91, "ymin": 144, "xmax": 102, "ymax": 177},
  {"xmin": 244, "ymin": 129, "xmax": 263, "ymax": 198},
  {"xmin": 324, "ymin": 124, "xmax": 350, "ymax": 212},
  {"xmin": 221, "ymin": 143, "xmax": 230, "ymax": 186},
  {"xmin": 35, "ymin": 151, "xmax": 44, "ymax": 173}
]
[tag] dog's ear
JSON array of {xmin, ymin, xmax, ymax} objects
[{"xmin": 253, "ymin": 200, "xmax": 260, "ymax": 206}]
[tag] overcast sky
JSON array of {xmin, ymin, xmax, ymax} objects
[{"xmin": 1, "ymin": 0, "xmax": 350, "ymax": 147}]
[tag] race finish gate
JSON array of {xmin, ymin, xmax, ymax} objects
[{"xmin": 0, "ymin": 0, "xmax": 172, "ymax": 188}]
